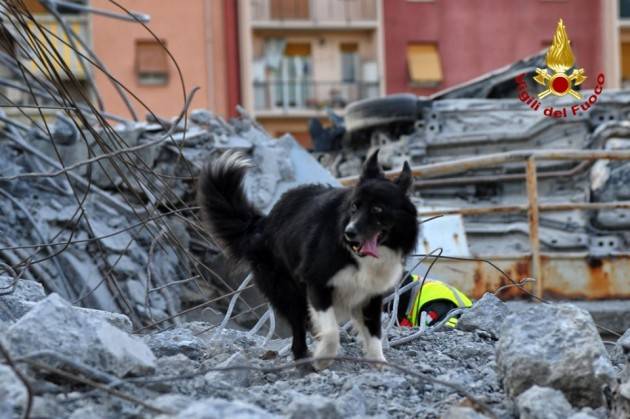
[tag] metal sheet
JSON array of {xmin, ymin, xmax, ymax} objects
[{"xmin": 424, "ymin": 253, "xmax": 630, "ymax": 300}]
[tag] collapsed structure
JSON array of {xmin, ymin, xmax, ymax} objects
[
  {"xmin": 0, "ymin": 2, "xmax": 629, "ymax": 419},
  {"xmin": 313, "ymin": 51, "xmax": 630, "ymax": 305}
]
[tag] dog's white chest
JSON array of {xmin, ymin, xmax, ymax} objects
[{"xmin": 328, "ymin": 247, "xmax": 402, "ymax": 316}]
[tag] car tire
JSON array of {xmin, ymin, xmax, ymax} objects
[{"xmin": 344, "ymin": 94, "xmax": 419, "ymax": 134}]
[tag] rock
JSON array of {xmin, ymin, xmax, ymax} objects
[
  {"xmin": 159, "ymin": 398, "xmax": 277, "ymax": 419},
  {"xmin": 190, "ymin": 109, "xmax": 216, "ymax": 126},
  {"xmin": 516, "ymin": 385, "xmax": 574, "ymax": 419},
  {"xmin": 68, "ymin": 405, "xmax": 110, "ymax": 419},
  {"xmin": 457, "ymin": 292, "xmax": 509, "ymax": 339},
  {"xmin": 0, "ymin": 276, "xmax": 46, "ymax": 322},
  {"xmin": 30, "ymin": 395, "xmax": 68, "ymax": 419},
  {"xmin": 151, "ymin": 394, "xmax": 195, "ymax": 413},
  {"xmin": 336, "ymin": 385, "xmax": 367, "ymax": 417},
  {"xmin": 0, "ymin": 276, "xmax": 46, "ymax": 301},
  {"xmin": 496, "ymin": 303, "xmax": 615, "ymax": 407},
  {"xmin": 205, "ymin": 352, "xmax": 251, "ymax": 387},
  {"xmin": 59, "ymin": 249, "xmax": 118, "ymax": 312},
  {"xmin": 3, "ymin": 294, "xmax": 156, "ymax": 377},
  {"xmin": 2, "ymin": 299, "xmax": 132, "ymax": 332},
  {"xmin": 90, "ymin": 218, "xmax": 136, "ymax": 254},
  {"xmin": 440, "ymin": 406, "xmax": 490, "ymax": 419},
  {"xmin": 0, "ymin": 365, "xmax": 27, "ymax": 419},
  {"xmin": 568, "ymin": 411, "xmax": 599, "ymax": 419},
  {"xmin": 51, "ymin": 113, "xmax": 78, "ymax": 145},
  {"xmin": 106, "ymin": 254, "xmax": 140, "ymax": 277},
  {"xmin": 286, "ymin": 394, "xmax": 343, "ymax": 419},
  {"xmin": 612, "ymin": 379, "xmax": 630, "ymax": 419},
  {"xmin": 145, "ymin": 327, "xmax": 205, "ymax": 360},
  {"xmin": 72, "ymin": 306, "xmax": 133, "ymax": 333}
]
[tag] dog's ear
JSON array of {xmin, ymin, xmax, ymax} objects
[
  {"xmin": 359, "ymin": 149, "xmax": 384, "ymax": 183},
  {"xmin": 395, "ymin": 161, "xmax": 413, "ymax": 194}
]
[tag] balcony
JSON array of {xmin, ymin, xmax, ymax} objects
[
  {"xmin": 253, "ymin": 80, "xmax": 380, "ymax": 115},
  {"xmin": 250, "ymin": 0, "xmax": 378, "ymax": 30},
  {"xmin": 19, "ymin": 14, "xmax": 90, "ymax": 80}
]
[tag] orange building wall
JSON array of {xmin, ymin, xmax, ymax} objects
[{"xmin": 91, "ymin": 0, "xmax": 230, "ymax": 120}]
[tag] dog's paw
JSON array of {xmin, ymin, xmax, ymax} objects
[
  {"xmin": 367, "ymin": 354, "xmax": 388, "ymax": 370},
  {"xmin": 313, "ymin": 334, "xmax": 339, "ymax": 371}
]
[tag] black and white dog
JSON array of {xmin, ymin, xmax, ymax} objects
[{"xmin": 198, "ymin": 150, "xmax": 418, "ymax": 369}]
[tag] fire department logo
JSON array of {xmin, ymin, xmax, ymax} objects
[{"xmin": 533, "ymin": 19, "xmax": 586, "ymax": 99}]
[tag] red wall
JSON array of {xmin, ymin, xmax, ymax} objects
[
  {"xmin": 224, "ymin": 0, "xmax": 242, "ymax": 118},
  {"xmin": 383, "ymin": 0, "xmax": 603, "ymax": 96}
]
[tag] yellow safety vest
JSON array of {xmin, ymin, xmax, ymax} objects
[{"xmin": 406, "ymin": 275, "xmax": 472, "ymax": 327}]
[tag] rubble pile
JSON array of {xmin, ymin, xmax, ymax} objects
[
  {"xmin": 0, "ymin": 109, "xmax": 335, "ymax": 328},
  {"xmin": 1, "ymin": 281, "xmax": 628, "ymax": 419}
]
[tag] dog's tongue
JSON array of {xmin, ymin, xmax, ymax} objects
[{"xmin": 359, "ymin": 234, "xmax": 379, "ymax": 258}]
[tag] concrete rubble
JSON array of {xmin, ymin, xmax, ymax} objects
[
  {"xmin": 1, "ymin": 101, "xmax": 628, "ymax": 418},
  {"xmin": 1, "ymin": 279, "xmax": 628, "ymax": 418},
  {"xmin": 0, "ymin": 108, "xmax": 336, "ymax": 329},
  {"xmin": 496, "ymin": 303, "xmax": 616, "ymax": 407},
  {"xmin": 456, "ymin": 292, "xmax": 509, "ymax": 339}
]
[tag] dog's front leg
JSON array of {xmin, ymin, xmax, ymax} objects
[
  {"xmin": 352, "ymin": 295, "xmax": 386, "ymax": 364},
  {"xmin": 307, "ymin": 286, "xmax": 339, "ymax": 370}
]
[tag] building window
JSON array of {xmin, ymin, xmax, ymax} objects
[
  {"xmin": 270, "ymin": 0, "xmax": 310, "ymax": 19},
  {"xmin": 265, "ymin": 42, "xmax": 312, "ymax": 109},
  {"xmin": 621, "ymin": 42, "xmax": 630, "ymax": 87},
  {"xmin": 135, "ymin": 39, "xmax": 169, "ymax": 86},
  {"xmin": 406, "ymin": 43, "xmax": 442, "ymax": 86},
  {"xmin": 621, "ymin": 0, "xmax": 630, "ymax": 18},
  {"xmin": 340, "ymin": 43, "xmax": 358, "ymax": 83}
]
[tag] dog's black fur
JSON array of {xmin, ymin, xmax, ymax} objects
[{"xmin": 198, "ymin": 150, "xmax": 418, "ymax": 366}]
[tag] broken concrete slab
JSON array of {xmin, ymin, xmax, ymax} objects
[
  {"xmin": 72, "ymin": 306, "xmax": 133, "ymax": 333},
  {"xmin": 496, "ymin": 303, "xmax": 615, "ymax": 408},
  {"xmin": 144, "ymin": 327, "xmax": 205, "ymax": 360},
  {"xmin": 59, "ymin": 249, "xmax": 118, "ymax": 313},
  {"xmin": 3, "ymin": 294, "xmax": 155, "ymax": 377},
  {"xmin": 516, "ymin": 385, "xmax": 574, "ymax": 419},
  {"xmin": 611, "ymin": 379, "xmax": 630, "ymax": 419},
  {"xmin": 0, "ymin": 365, "xmax": 27, "ymax": 419},
  {"xmin": 457, "ymin": 292, "xmax": 509, "ymax": 339},
  {"xmin": 0, "ymin": 276, "xmax": 46, "ymax": 301},
  {"xmin": 0, "ymin": 276, "xmax": 46, "ymax": 322},
  {"xmin": 205, "ymin": 351, "xmax": 251, "ymax": 388},
  {"xmin": 89, "ymin": 218, "xmax": 136, "ymax": 254}
]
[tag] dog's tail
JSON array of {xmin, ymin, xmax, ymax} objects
[{"xmin": 197, "ymin": 152, "xmax": 263, "ymax": 262}]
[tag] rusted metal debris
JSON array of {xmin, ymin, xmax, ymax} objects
[{"xmin": 316, "ymin": 57, "xmax": 630, "ymax": 300}]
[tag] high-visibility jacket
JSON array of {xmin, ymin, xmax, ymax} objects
[{"xmin": 404, "ymin": 275, "xmax": 472, "ymax": 327}]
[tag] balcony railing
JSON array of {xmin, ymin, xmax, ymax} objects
[
  {"xmin": 251, "ymin": 0, "xmax": 378, "ymax": 26},
  {"xmin": 253, "ymin": 80, "xmax": 380, "ymax": 113}
]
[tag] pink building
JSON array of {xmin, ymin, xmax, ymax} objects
[{"xmin": 90, "ymin": 0, "xmax": 240, "ymax": 120}]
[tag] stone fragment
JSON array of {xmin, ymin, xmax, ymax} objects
[
  {"xmin": 205, "ymin": 352, "xmax": 251, "ymax": 387},
  {"xmin": 516, "ymin": 385, "xmax": 574, "ymax": 419},
  {"xmin": 457, "ymin": 292, "xmax": 509, "ymax": 339},
  {"xmin": 440, "ymin": 406, "xmax": 490, "ymax": 419},
  {"xmin": 4, "ymin": 294, "xmax": 155, "ymax": 377},
  {"xmin": 0, "ymin": 365, "xmax": 27, "ymax": 419},
  {"xmin": 144, "ymin": 327, "xmax": 205, "ymax": 360},
  {"xmin": 158, "ymin": 398, "xmax": 277, "ymax": 419},
  {"xmin": 496, "ymin": 304, "xmax": 615, "ymax": 407},
  {"xmin": 286, "ymin": 394, "xmax": 343, "ymax": 419},
  {"xmin": 0, "ymin": 276, "xmax": 46, "ymax": 322}
]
